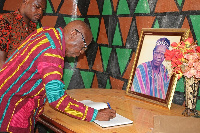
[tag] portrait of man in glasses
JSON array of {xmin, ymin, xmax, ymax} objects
[{"xmin": 131, "ymin": 38, "xmax": 171, "ymax": 99}]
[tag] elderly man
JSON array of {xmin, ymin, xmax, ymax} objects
[
  {"xmin": 131, "ymin": 38, "xmax": 170, "ymax": 99},
  {"xmin": 0, "ymin": 0, "xmax": 47, "ymax": 68},
  {"xmin": 0, "ymin": 20, "xmax": 116, "ymax": 133}
]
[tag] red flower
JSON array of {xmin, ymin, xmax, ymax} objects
[
  {"xmin": 172, "ymin": 57, "xmax": 182, "ymax": 65},
  {"xmin": 185, "ymin": 38, "xmax": 193, "ymax": 44},
  {"xmin": 171, "ymin": 61, "xmax": 178, "ymax": 68},
  {"xmin": 165, "ymin": 38, "xmax": 200, "ymax": 79},
  {"xmin": 185, "ymin": 49, "xmax": 195, "ymax": 54},
  {"xmin": 171, "ymin": 42, "xmax": 178, "ymax": 47},
  {"xmin": 173, "ymin": 49, "xmax": 181, "ymax": 54},
  {"xmin": 165, "ymin": 49, "xmax": 173, "ymax": 60},
  {"xmin": 196, "ymin": 46, "xmax": 200, "ymax": 53},
  {"xmin": 179, "ymin": 41, "xmax": 186, "ymax": 48},
  {"xmin": 175, "ymin": 52, "xmax": 184, "ymax": 59}
]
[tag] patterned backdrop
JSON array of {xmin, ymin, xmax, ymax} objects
[{"xmin": 1, "ymin": 0, "xmax": 200, "ymax": 110}]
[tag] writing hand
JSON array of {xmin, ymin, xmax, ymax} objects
[{"xmin": 95, "ymin": 108, "xmax": 116, "ymax": 121}]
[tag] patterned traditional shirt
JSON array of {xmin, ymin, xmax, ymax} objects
[
  {"xmin": 0, "ymin": 10, "xmax": 36, "ymax": 58},
  {"xmin": 131, "ymin": 61, "xmax": 170, "ymax": 99},
  {"xmin": 0, "ymin": 27, "xmax": 97, "ymax": 133}
]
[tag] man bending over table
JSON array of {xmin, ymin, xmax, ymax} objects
[{"xmin": 0, "ymin": 20, "xmax": 116, "ymax": 133}]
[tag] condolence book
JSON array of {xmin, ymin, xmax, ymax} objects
[{"xmin": 79, "ymin": 100, "xmax": 133, "ymax": 128}]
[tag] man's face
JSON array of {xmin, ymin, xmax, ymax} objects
[
  {"xmin": 24, "ymin": 0, "xmax": 46, "ymax": 23},
  {"xmin": 152, "ymin": 45, "xmax": 167, "ymax": 67}
]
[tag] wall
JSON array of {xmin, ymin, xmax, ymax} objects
[{"xmin": 1, "ymin": 0, "xmax": 200, "ymax": 110}]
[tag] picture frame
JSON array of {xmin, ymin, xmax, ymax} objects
[{"xmin": 126, "ymin": 28, "xmax": 190, "ymax": 109}]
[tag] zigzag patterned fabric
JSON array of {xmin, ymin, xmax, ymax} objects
[{"xmin": 0, "ymin": 27, "xmax": 96, "ymax": 133}]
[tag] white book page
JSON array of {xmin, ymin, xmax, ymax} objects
[
  {"xmin": 79, "ymin": 100, "xmax": 108, "ymax": 110},
  {"xmin": 94, "ymin": 114, "xmax": 133, "ymax": 128},
  {"xmin": 79, "ymin": 100, "xmax": 133, "ymax": 128}
]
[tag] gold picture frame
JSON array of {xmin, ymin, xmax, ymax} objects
[{"xmin": 126, "ymin": 28, "xmax": 190, "ymax": 109}]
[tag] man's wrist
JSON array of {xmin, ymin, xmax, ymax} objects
[{"xmin": 90, "ymin": 109, "xmax": 98, "ymax": 122}]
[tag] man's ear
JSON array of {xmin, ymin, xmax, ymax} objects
[{"xmin": 70, "ymin": 30, "xmax": 77, "ymax": 39}]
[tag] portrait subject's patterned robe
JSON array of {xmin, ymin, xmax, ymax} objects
[{"xmin": 131, "ymin": 61, "xmax": 170, "ymax": 99}]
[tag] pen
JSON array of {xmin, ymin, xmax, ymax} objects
[{"xmin": 107, "ymin": 102, "xmax": 111, "ymax": 109}]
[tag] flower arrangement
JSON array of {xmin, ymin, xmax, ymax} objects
[{"xmin": 164, "ymin": 38, "xmax": 200, "ymax": 80}]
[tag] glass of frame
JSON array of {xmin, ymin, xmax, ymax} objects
[{"xmin": 126, "ymin": 28, "xmax": 190, "ymax": 109}]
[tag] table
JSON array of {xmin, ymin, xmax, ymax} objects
[{"xmin": 39, "ymin": 88, "xmax": 188, "ymax": 133}]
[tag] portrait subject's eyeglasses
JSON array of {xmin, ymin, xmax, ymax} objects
[{"xmin": 75, "ymin": 29, "xmax": 87, "ymax": 51}]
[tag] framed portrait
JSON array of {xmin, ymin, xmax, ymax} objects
[{"xmin": 126, "ymin": 28, "xmax": 190, "ymax": 109}]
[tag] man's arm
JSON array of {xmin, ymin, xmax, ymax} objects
[
  {"xmin": 39, "ymin": 55, "xmax": 116, "ymax": 122},
  {"xmin": 0, "ymin": 51, "xmax": 6, "ymax": 69}
]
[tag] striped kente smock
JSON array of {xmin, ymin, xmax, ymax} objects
[
  {"xmin": 131, "ymin": 61, "xmax": 170, "ymax": 99},
  {"xmin": 0, "ymin": 27, "xmax": 97, "ymax": 132}
]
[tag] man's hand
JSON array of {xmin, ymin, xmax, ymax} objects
[{"xmin": 95, "ymin": 108, "xmax": 116, "ymax": 121}]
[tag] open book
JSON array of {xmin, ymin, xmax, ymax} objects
[{"xmin": 79, "ymin": 100, "xmax": 133, "ymax": 128}]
